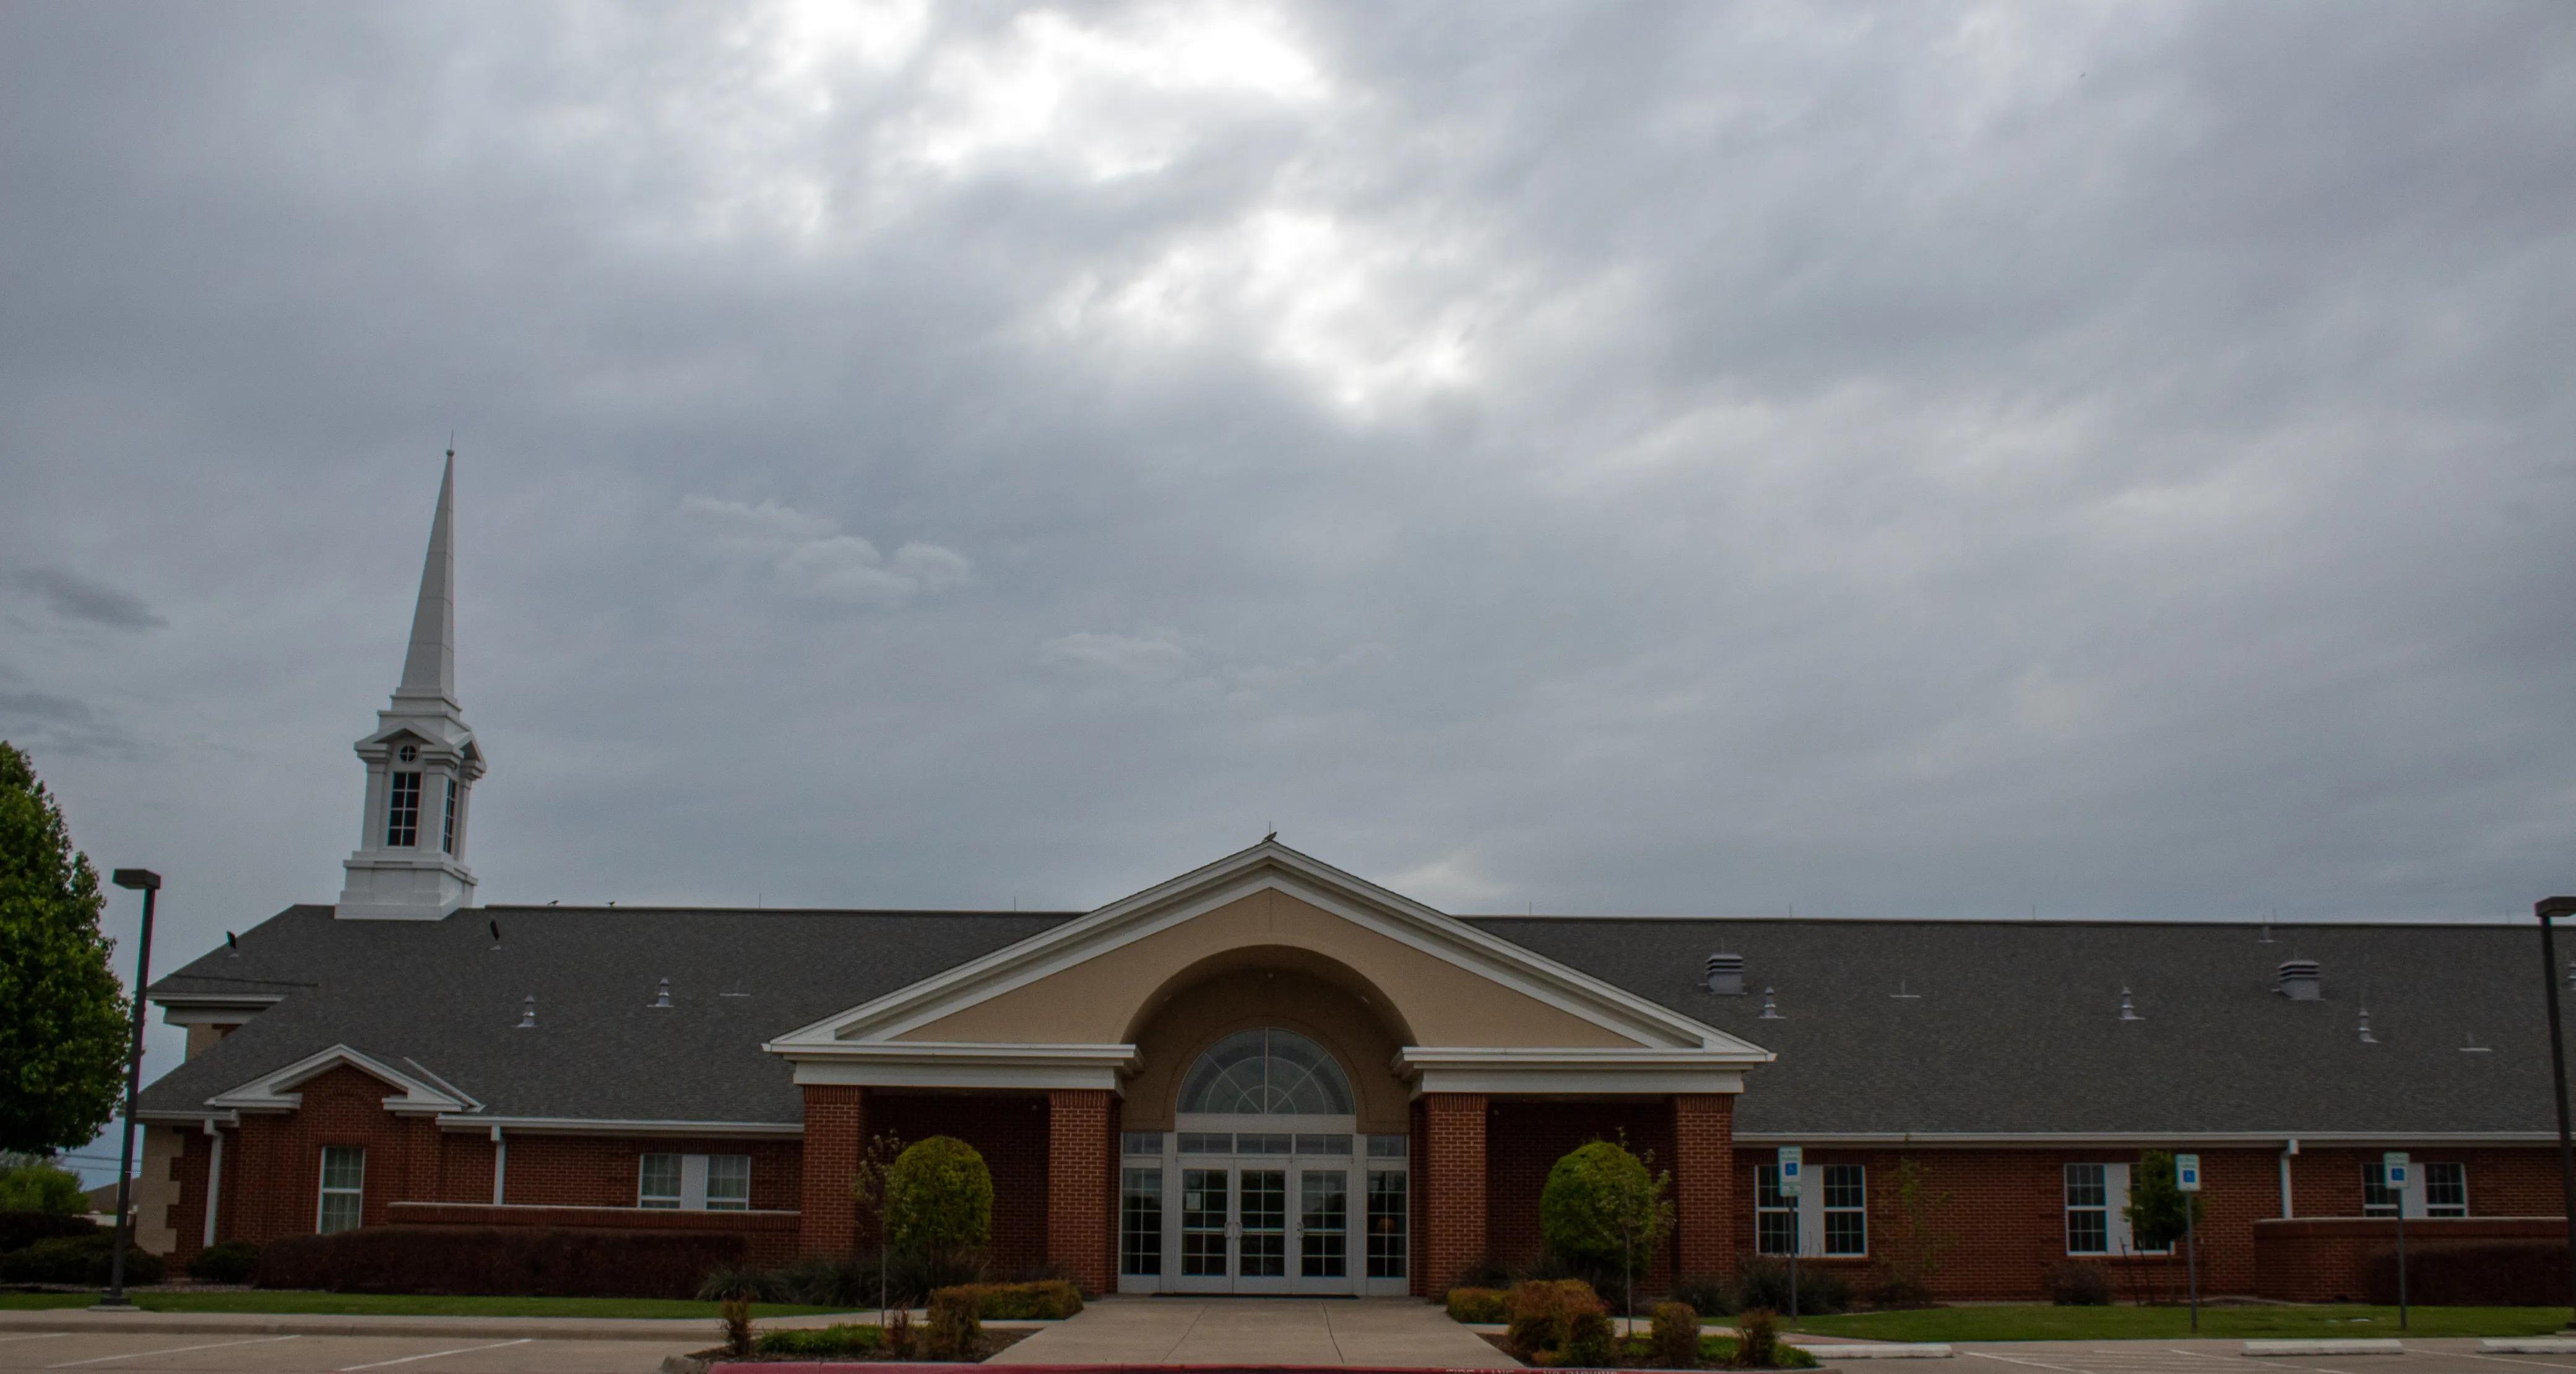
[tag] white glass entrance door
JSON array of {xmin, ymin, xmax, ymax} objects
[{"xmin": 1235, "ymin": 1168, "xmax": 1290, "ymax": 1292}]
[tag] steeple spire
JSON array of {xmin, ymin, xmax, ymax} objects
[
  {"xmin": 396, "ymin": 449, "xmax": 457, "ymax": 704},
  {"xmin": 338, "ymin": 449, "xmax": 485, "ymax": 920}
]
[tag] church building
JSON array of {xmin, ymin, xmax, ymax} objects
[{"xmin": 130, "ymin": 464, "xmax": 2571, "ymax": 1303}]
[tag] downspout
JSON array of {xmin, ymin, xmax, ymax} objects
[
  {"xmin": 2279, "ymin": 1138, "xmax": 2298, "ymax": 1219},
  {"xmin": 201, "ymin": 1121, "xmax": 224, "ymax": 1247},
  {"xmin": 491, "ymin": 1125, "xmax": 507, "ymax": 1206}
]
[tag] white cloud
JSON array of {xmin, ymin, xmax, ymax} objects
[
  {"xmin": 1041, "ymin": 629, "xmax": 1192, "ymax": 677},
  {"xmin": 681, "ymin": 495, "xmax": 970, "ymax": 608}
]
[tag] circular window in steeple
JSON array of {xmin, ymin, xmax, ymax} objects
[
  {"xmin": 397, "ymin": 745, "xmax": 419, "ymax": 763},
  {"xmin": 1178, "ymin": 1027, "xmax": 1355, "ymax": 1116}
]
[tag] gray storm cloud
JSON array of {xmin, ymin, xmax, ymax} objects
[{"xmin": 1, "ymin": 0, "xmax": 2569, "ymax": 1014}]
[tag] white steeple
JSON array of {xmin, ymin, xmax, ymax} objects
[{"xmin": 337, "ymin": 451, "xmax": 486, "ymax": 920}]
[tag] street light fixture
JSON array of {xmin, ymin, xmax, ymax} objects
[
  {"xmin": 2539, "ymin": 896, "xmax": 2576, "ymax": 1333},
  {"xmin": 98, "ymin": 868, "xmax": 159, "ymax": 1310}
]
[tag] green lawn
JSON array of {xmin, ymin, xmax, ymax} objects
[
  {"xmin": 0, "ymin": 1292, "xmax": 862, "ymax": 1320},
  {"xmin": 1783, "ymin": 1304, "xmax": 2573, "ymax": 1342}
]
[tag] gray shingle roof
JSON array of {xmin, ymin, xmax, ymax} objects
[
  {"xmin": 1470, "ymin": 916, "xmax": 2575, "ymax": 1136},
  {"xmin": 144, "ymin": 904, "xmax": 2575, "ymax": 1137},
  {"xmin": 140, "ymin": 904, "xmax": 1071, "ymax": 1123}
]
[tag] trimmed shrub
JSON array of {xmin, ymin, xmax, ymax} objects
[
  {"xmin": 923, "ymin": 1287, "xmax": 982, "ymax": 1361},
  {"xmin": 695, "ymin": 1261, "xmax": 781, "ymax": 1303},
  {"xmin": 1447, "ymin": 1287, "xmax": 1507, "ymax": 1323},
  {"xmin": 755, "ymin": 1324, "xmax": 885, "ymax": 1357},
  {"xmin": 254, "ymin": 1225, "xmax": 745, "ymax": 1299},
  {"xmin": 0, "ymin": 1232, "xmax": 165, "ymax": 1285},
  {"xmin": 2367, "ymin": 1243, "xmax": 2570, "ymax": 1306},
  {"xmin": 1505, "ymin": 1278, "xmax": 1614, "ymax": 1367},
  {"xmin": 1670, "ymin": 1273, "xmax": 1732, "ymax": 1317},
  {"xmin": 1733, "ymin": 1307, "xmax": 1781, "ymax": 1368},
  {"xmin": 940, "ymin": 1279, "xmax": 1083, "ymax": 1319},
  {"xmin": 1732, "ymin": 1256, "xmax": 1848, "ymax": 1315},
  {"xmin": 185, "ymin": 1240, "xmax": 260, "ymax": 1285},
  {"xmin": 1541, "ymin": 1141, "xmax": 1672, "ymax": 1279},
  {"xmin": 2044, "ymin": 1261, "xmax": 2110, "ymax": 1306},
  {"xmin": 0, "ymin": 1211, "xmax": 100, "ymax": 1253},
  {"xmin": 1649, "ymin": 1301, "xmax": 1701, "ymax": 1368},
  {"xmin": 886, "ymin": 1137, "xmax": 993, "ymax": 1276}
]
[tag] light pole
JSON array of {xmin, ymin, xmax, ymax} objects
[
  {"xmin": 99, "ymin": 868, "xmax": 160, "ymax": 1310},
  {"xmin": 2539, "ymin": 896, "xmax": 2576, "ymax": 1334}
]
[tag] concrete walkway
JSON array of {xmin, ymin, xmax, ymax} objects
[{"xmin": 989, "ymin": 1297, "xmax": 1518, "ymax": 1367}]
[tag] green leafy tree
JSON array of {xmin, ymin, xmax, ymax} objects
[
  {"xmin": 1539, "ymin": 1136, "xmax": 1673, "ymax": 1315},
  {"xmin": 884, "ymin": 1136, "xmax": 993, "ymax": 1278},
  {"xmin": 0, "ymin": 743, "xmax": 131, "ymax": 1156},
  {"xmin": 0, "ymin": 1154, "xmax": 90, "ymax": 1213},
  {"xmin": 849, "ymin": 1130, "xmax": 907, "ymax": 1318},
  {"xmin": 2123, "ymin": 1150, "xmax": 2204, "ymax": 1253}
]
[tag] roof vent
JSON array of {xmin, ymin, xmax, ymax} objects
[
  {"xmin": 652, "ymin": 978, "xmax": 673, "ymax": 1009},
  {"xmin": 2357, "ymin": 1008, "xmax": 2377, "ymax": 1045},
  {"xmin": 1759, "ymin": 986, "xmax": 1783, "ymax": 1019},
  {"xmin": 2276, "ymin": 959, "xmax": 2322, "ymax": 1001},
  {"xmin": 1704, "ymin": 953, "xmax": 1745, "ymax": 995},
  {"xmin": 2119, "ymin": 986, "xmax": 2145, "ymax": 1021},
  {"xmin": 516, "ymin": 995, "xmax": 537, "ymax": 1030}
]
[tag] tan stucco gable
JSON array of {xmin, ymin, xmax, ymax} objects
[{"xmin": 900, "ymin": 888, "xmax": 1645, "ymax": 1049}]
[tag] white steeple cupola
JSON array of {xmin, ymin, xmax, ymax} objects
[{"xmin": 336, "ymin": 452, "xmax": 486, "ymax": 920}]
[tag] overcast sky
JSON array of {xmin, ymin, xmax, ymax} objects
[{"xmin": 6, "ymin": 4, "xmax": 2575, "ymax": 1157}]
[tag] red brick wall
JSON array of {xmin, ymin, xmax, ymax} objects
[
  {"xmin": 220, "ymin": 1067, "xmax": 444, "ymax": 1245},
  {"xmin": 798, "ymin": 1085, "xmax": 868, "ymax": 1255},
  {"xmin": 1408, "ymin": 1097, "xmax": 1430, "ymax": 1297},
  {"xmin": 2289, "ymin": 1147, "xmax": 2564, "ymax": 1219},
  {"xmin": 1046, "ymin": 1088, "xmax": 1113, "ymax": 1294},
  {"xmin": 498, "ymin": 1133, "xmax": 802, "ymax": 1212},
  {"xmin": 1674, "ymin": 1095, "xmax": 1735, "ymax": 1282},
  {"xmin": 1421, "ymin": 1092, "xmax": 1487, "ymax": 1293},
  {"xmin": 162, "ymin": 1127, "xmax": 212, "ymax": 1263},
  {"xmin": 2254, "ymin": 1217, "xmax": 2569, "ymax": 1302},
  {"xmin": 1486, "ymin": 1100, "xmax": 1679, "ymax": 1290},
  {"xmin": 868, "ymin": 1091, "xmax": 1052, "ymax": 1278}
]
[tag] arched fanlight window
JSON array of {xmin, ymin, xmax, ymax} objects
[{"xmin": 1178, "ymin": 1027, "xmax": 1355, "ymax": 1116}]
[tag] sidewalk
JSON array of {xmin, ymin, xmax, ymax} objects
[{"xmin": 0, "ymin": 1307, "xmax": 1050, "ymax": 1342}]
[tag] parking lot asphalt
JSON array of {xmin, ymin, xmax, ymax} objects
[
  {"xmin": 0, "ymin": 1331, "xmax": 687, "ymax": 1374},
  {"xmin": 1945, "ymin": 1340, "xmax": 2576, "ymax": 1374}
]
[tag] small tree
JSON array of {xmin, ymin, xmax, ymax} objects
[
  {"xmin": 0, "ymin": 743, "xmax": 132, "ymax": 1156},
  {"xmin": 849, "ymin": 1131, "xmax": 907, "ymax": 1320},
  {"xmin": 1882, "ymin": 1156, "xmax": 1956, "ymax": 1305},
  {"xmin": 884, "ymin": 1136, "xmax": 993, "ymax": 1283},
  {"xmin": 0, "ymin": 1154, "xmax": 89, "ymax": 1213},
  {"xmin": 1539, "ymin": 1136, "xmax": 1674, "ymax": 1317},
  {"xmin": 2124, "ymin": 1151, "xmax": 2204, "ymax": 1253}
]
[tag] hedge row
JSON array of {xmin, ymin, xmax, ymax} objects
[{"xmin": 256, "ymin": 1226, "xmax": 745, "ymax": 1300}]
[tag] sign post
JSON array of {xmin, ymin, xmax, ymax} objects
[
  {"xmin": 2176, "ymin": 1154, "xmax": 2202, "ymax": 1333},
  {"xmin": 2385, "ymin": 1152, "xmax": 2410, "ymax": 1329},
  {"xmin": 1779, "ymin": 1147, "xmax": 1804, "ymax": 1322}
]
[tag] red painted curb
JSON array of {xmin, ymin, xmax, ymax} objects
[{"xmin": 714, "ymin": 1367, "xmax": 1515, "ymax": 1373}]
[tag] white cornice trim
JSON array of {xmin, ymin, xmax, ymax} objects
[
  {"xmin": 205, "ymin": 1044, "xmax": 470, "ymax": 1117},
  {"xmin": 765, "ymin": 842, "xmax": 1771, "ymax": 1058},
  {"xmin": 436, "ymin": 1116, "xmax": 805, "ymax": 1137},
  {"xmin": 1395, "ymin": 1049, "xmax": 1753, "ymax": 1097},
  {"xmin": 152, "ymin": 992, "xmax": 288, "ymax": 1008},
  {"xmin": 766, "ymin": 1040, "xmax": 1142, "ymax": 1092},
  {"xmin": 1732, "ymin": 1131, "xmax": 2570, "ymax": 1146}
]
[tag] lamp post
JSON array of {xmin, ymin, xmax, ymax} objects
[
  {"xmin": 2539, "ymin": 896, "xmax": 2576, "ymax": 1333},
  {"xmin": 99, "ymin": 868, "xmax": 160, "ymax": 1310}
]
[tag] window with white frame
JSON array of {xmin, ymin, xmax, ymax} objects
[
  {"xmin": 2424, "ymin": 1162, "xmax": 2466, "ymax": 1217},
  {"xmin": 2362, "ymin": 1162, "xmax": 2398, "ymax": 1217},
  {"xmin": 639, "ymin": 1152, "xmax": 750, "ymax": 1210},
  {"xmin": 386, "ymin": 771, "xmax": 421, "ymax": 847},
  {"xmin": 1755, "ymin": 1164, "xmax": 1798, "ymax": 1255},
  {"xmin": 1822, "ymin": 1164, "xmax": 1867, "ymax": 1256},
  {"xmin": 1121, "ymin": 1168, "xmax": 1162, "ymax": 1276},
  {"xmin": 441, "ymin": 777, "xmax": 459, "ymax": 854},
  {"xmin": 318, "ymin": 1146, "xmax": 366, "ymax": 1234},
  {"xmin": 2065, "ymin": 1164, "xmax": 2109, "ymax": 1255}
]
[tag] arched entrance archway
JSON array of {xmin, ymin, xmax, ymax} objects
[{"xmin": 1120, "ymin": 1025, "xmax": 1409, "ymax": 1295}]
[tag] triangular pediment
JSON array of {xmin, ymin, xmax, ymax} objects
[
  {"xmin": 206, "ymin": 1044, "xmax": 476, "ymax": 1117},
  {"xmin": 767, "ymin": 842, "xmax": 1770, "ymax": 1068}
]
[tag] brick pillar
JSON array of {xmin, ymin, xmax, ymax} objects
[
  {"xmin": 1422, "ymin": 1092, "xmax": 1488, "ymax": 1294},
  {"xmin": 1673, "ymin": 1093, "xmax": 1736, "ymax": 1281},
  {"xmin": 1046, "ymin": 1089, "xmax": 1113, "ymax": 1295},
  {"xmin": 799, "ymin": 1085, "xmax": 867, "ymax": 1256}
]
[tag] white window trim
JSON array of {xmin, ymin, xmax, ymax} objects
[
  {"xmin": 2065, "ymin": 1162, "xmax": 2111, "ymax": 1256},
  {"xmin": 318, "ymin": 1146, "xmax": 365, "ymax": 1234},
  {"xmin": 639, "ymin": 1152, "xmax": 750, "ymax": 1211},
  {"xmin": 1820, "ymin": 1164, "xmax": 1867, "ymax": 1258},
  {"xmin": 2364, "ymin": 1161, "xmax": 2437, "ymax": 1219},
  {"xmin": 2423, "ymin": 1161, "xmax": 2468, "ymax": 1218}
]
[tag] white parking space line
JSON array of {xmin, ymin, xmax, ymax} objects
[
  {"xmin": 1964, "ymin": 1352, "xmax": 2098, "ymax": 1374},
  {"xmin": 335, "ymin": 1339, "xmax": 533, "ymax": 1371},
  {"xmin": 45, "ymin": 1336, "xmax": 301, "ymax": 1368}
]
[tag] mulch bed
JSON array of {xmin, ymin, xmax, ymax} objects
[{"xmin": 694, "ymin": 1329, "xmax": 1030, "ymax": 1363}]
